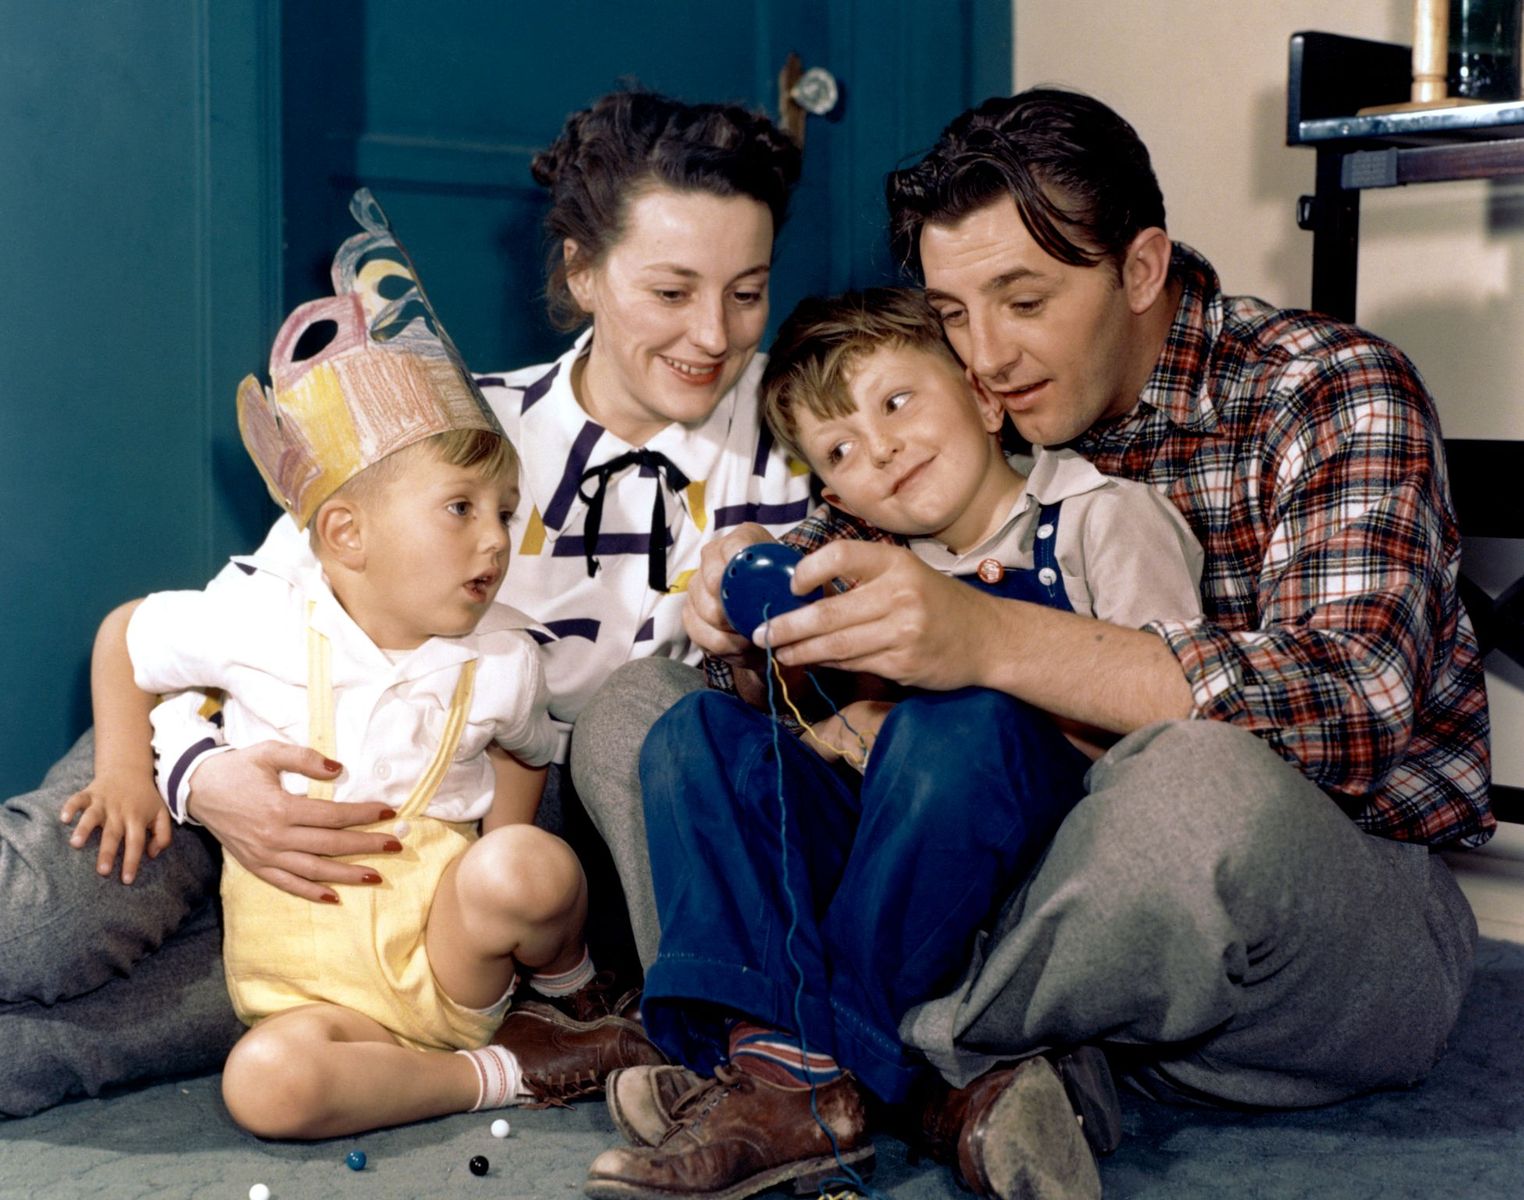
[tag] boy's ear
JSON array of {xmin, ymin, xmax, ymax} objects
[
  {"xmin": 1122, "ymin": 226, "xmax": 1171, "ymax": 315},
  {"xmin": 311, "ymin": 498, "xmax": 366, "ymax": 570},
  {"xmin": 820, "ymin": 486, "xmax": 862, "ymax": 520},
  {"xmin": 968, "ymin": 367, "xmax": 1005, "ymax": 434}
]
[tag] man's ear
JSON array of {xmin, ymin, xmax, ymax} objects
[
  {"xmin": 1121, "ymin": 226, "xmax": 1172, "ymax": 315},
  {"xmin": 564, "ymin": 239, "xmax": 594, "ymax": 311},
  {"xmin": 312, "ymin": 498, "xmax": 365, "ymax": 571}
]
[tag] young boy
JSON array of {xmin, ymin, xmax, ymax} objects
[
  {"xmin": 62, "ymin": 191, "xmax": 660, "ymax": 1140},
  {"xmin": 722, "ymin": 285, "xmax": 1203, "ymax": 761},
  {"xmin": 589, "ymin": 288, "xmax": 1203, "ymax": 1197}
]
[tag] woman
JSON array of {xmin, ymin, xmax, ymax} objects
[
  {"xmin": 479, "ymin": 93, "xmax": 810, "ymax": 969},
  {"xmin": 0, "ymin": 89, "xmax": 806, "ymax": 1117}
]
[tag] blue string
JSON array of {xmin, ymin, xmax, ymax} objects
[{"xmin": 762, "ymin": 609, "xmax": 882, "ymax": 1200}]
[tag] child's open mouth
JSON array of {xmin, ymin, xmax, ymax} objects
[{"xmin": 463, "ymin": 573, "xmax": 497, "ymax": 603}]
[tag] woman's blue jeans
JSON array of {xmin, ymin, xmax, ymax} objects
[{"xmin": 638, "ymin": 685, "xmax": 1089, "ymax": 1102}]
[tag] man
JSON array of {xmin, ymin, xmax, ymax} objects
[{"xmin": 585, "ymin": 88, "xmax": 1490, "ymax": 1200}]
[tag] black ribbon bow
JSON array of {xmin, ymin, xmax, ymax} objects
[{"xmin": 577, "ymin": 449, "xmax": 690, "ymax": 592}]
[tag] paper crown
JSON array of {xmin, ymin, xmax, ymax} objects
[{"xmin": 237, "ymin": 188, "xmax": 504, "ymax": 528}]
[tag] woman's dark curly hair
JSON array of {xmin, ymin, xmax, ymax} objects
[
  {"xmin": 532, "ymin": 89, "xmax": 803, "ymax": 330},
  {"xmin": 885, "ymin": 88, "xmax": 1166, "ymax": 281}
]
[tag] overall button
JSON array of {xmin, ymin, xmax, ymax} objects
[
  {"xmin": 977, "ymin": 558, "xmax": 1005, "ymax": 584},
  {"xmin": 1036, "ymin": 522, "xmax": 1055, "ymax": 540},
  {"xmin": 392, "ymin": 820, "xmax": 411, "ymax": 839},
  {"xmin": 1038, "ymin": 566, "xmax": 1058, "ymax": 587}
]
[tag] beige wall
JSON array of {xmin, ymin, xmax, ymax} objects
[{"xmin": 1013, "ymin": 0, "xmax": 1523, "ymax": 788}]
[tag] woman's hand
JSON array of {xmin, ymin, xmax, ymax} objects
[
  {"xmin": 61, "ymin": 770, "xmax": 172, "ymax": 885},
  {"xmin": 187, "ymin": 743, "xmax": 402, "ymax": 903}
]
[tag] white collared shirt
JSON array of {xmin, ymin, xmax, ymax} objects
[
  {"xmin": 478, "ymin": 332, "xmax": 813, "ymax": 745},
  {"xmin": 908, "ymin": 447, "xmax": 1204, "ymax": 627},
  {"xmin": 130, "ymin": 518, "xmax": 557, "ymax": 824}
]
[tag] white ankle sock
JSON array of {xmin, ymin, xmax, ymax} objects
[
  {"xmin": 456, "ymin": 1044, "xmax": 527, "ymax": 1110},
  {"xmin": 529, "ymin": 948, "xmax": 595, "ymax": 996}
]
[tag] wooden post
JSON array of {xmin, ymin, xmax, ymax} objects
[{"xmin": 1412, "ymin": 0, "xmax": 1450, "ymax": 102}]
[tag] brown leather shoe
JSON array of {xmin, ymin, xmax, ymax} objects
[
  {"xmin": 492, "ymin": 1004, "xmax": 666, "ymax": 1107},
  {"xmin": 519, "ymin": 970, "xmax": 643, "ymax": 1024},
  {"xmin": 916, "ymin": 1055, "xmax": 1105, "ymax": 1200},
  {"xmin": 606, "ymin": 1063, "xmax": 708, "ymax": 1147},
  {"xmin": 585, "ymin": 1065, "xmax": 875, "ymax": 1200}
]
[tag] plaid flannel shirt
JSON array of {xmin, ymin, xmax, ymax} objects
[
  {"xmin": 1083, "ymin": 244, "xmax": 1491, "ymax": 847},
  {"xmin": 714, "ymin": 244, "xmax": 1491, "ymax": 848}
]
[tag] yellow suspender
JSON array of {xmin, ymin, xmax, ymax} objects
[
  {"xmin": 306, "ymin": 608, "xmax": 338, "ymax": 801},
  {"xmin": 305, "ymin": 604, "xmax": 479, "ymax": 810}
]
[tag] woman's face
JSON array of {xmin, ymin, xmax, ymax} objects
[{"xmin": 569, "ymin": 185, "xmax": 774, "ymax": 446}]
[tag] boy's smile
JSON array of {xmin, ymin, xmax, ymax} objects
[{"xmin": 796, "ymin": 343, "xmax": 1025, "ymax": 554}]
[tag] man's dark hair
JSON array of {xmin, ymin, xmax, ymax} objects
[{"xmin": 885, "ymin": 88, "xmax": 1166, "ymax": 279}]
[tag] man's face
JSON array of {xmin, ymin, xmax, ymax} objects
[{"xmin": 919, "ymin": 198, "xmax": 1141, "ymax": 448}]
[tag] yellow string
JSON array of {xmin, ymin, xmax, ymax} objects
[{"xmin": 769, "ymin": 656, "xmax": 867, "ymax": 771}]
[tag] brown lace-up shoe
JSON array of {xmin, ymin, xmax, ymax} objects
[
  {"xmin": 492, "ymin": 1004, "xmax": 666, "ymax": 1107},
  {"xmin": 916, "ymin": 1051, "xmax": 1114, "ymax": 1200},
  {"xmin": 520, "ymin": 969, "xmax": 643, "ymax": 1025},
  {"xmin": 606, "ymin": 1063, "xmax": 708, "ymax": 1146},
  {"xmin": 584, "ymin": 1065, "xmax": 874, "ymax": 1200}
]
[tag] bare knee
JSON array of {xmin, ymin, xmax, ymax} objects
[
  {"xmin": 221, "ymin": 1015, "xmax": 334, "ymax": 1139},
  {"xmin": 459, "ymin": 825, "xmax": 584, "ymax": 926}
]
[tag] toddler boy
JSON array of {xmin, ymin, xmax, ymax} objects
[{"xmin": 66, "ymin": 191, "xmax": 661, "ymax": 1139}]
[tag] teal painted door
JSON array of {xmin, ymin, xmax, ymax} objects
[
  {"xmin": 1, "ymin": 0, "xmax": 1007, "ymax": 796},
  {"xmin": 281, "ymin": 0, "xmax": 1011, "ymax": 372},
  {"xmin": 1, "ymin": 0, "xmax": 281, "ymax": 797}
]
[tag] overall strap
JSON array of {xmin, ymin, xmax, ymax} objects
[
  {"xmin": 306, "ymin": 603, "xmax": 337, "ymax": 801},
  {"xmin": 304, "ymin": 601, "xmax": 480, "ymax": 814},
  {"xmin": 1031, "ymin": 500, "xmax": 1065, "ymax": 607},
  {"xmin": 403, "ymin": 659, "xmax": 478, "ymax": 815}
]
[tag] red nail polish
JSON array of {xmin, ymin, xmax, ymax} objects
[
  {"xmin": 382, "ymin": 839, "xmax": 403, "ymax": 853},
  {"xmin": 378, "ymin": 808, "xmax": 398, "ymax": 820},
  {"xmin": 322, "ymin": 758, "xmax": 343, "ymax": 772},
  {"xmin": 360, "ymin": 871, "xmax": 382, "ymax": 884},
  {"xmin": 320, "ymin": 892, "xmax": 341, "ymax": 904}
]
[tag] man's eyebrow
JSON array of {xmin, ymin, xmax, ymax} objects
[
  {"xmin": 925, "ymin": 268, "xmax": 1044, "ymax": 305},
  {"xmin": 981, "ymin": 267, "xmax": 1044, "ymax": 293}
]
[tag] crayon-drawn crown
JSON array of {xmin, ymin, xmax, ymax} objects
[{"xmin": 237, "ymin": 188, "xmax": 504, "ymax": 528}]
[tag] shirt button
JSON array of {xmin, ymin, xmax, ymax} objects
[
  {"xmin": 1038, "ymin": 566, "xmax": 1058, "ymax": 587},
  {"xmin": 374, "ymin": 762, "xmax": 391, "ymax": 780},
  {"xmin": 392, "ymin": 820, "xmax": 411, "ymax": 839},
  {"xmin": 1036, "ymin": 523, "xmax": 1055, "ymax": 540}
]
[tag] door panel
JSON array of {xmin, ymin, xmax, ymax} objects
[{"xmin": 281, "ymin": 0, "xmax": 1009, "ymax": 372}]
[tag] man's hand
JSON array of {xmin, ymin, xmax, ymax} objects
[
  {"xmin": 61, "ymin": 771, "xmax": 173, "ymax": 885},
  {"xmin": 681, "ymin": 522, "xmax": 778, "ymax": 659},
  {"xmin": 188, "ymin": 742, "xmax": 402, "ymax": 903},
  {"xmin": 763, "ymin": 541, "xmax": 994, "ymax": 690}
]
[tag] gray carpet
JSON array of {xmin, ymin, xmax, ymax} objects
[{"xmin": 2, "ymin": 938, "xmax": 1520, "ymax": 1200}]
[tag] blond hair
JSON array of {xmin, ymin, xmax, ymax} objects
[{"xmin": 324, "ymin": 428, "xmax": 518, "ymax": 510}]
